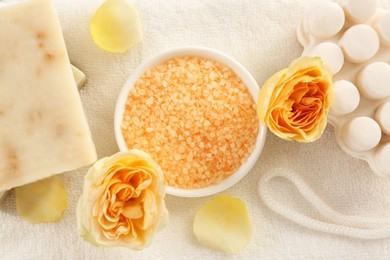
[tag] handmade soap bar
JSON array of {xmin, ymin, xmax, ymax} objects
[{"xmin": 0, "ymin": 0, "xmax": 96, "ymax": 191}]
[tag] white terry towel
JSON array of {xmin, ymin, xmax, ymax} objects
[{"xmin": 1, "ymin": 0, "xmax": 390, "ymax": 259}]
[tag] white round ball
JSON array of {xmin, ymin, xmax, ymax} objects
[
  {"xmin": 339, "ymin": 24, "xmax": 379, "ymax": 63},
  {"xmin": 309, "ymin": 42, "xmax": 344, "ymax": 74},
  {"xmin": 342, "ymin": 116, "xmax": 382, "ymax": 152},
  {"xmin": 344, "ymin": 0, "xmax": 378, "ymax": 22},
  {"xmin": 375, "ymin": 101, "xmax": 390, "ymax": 135},
  {"xmin": 375, "ymin": 11, "xmax": 390, "ymax": 46},
  {"xmin": 357, "ymin": 62, "xmax": 390, "ymax": 100},
  {"xmin": 331, "ymin": 80, "xmax": 360, "ymax": 116},
  {"xmin": 307, "ymin": 2, "xmax": 345, "ymax": 38}
]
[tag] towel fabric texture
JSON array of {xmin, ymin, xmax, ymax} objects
[{"xmin": 1, "ymin": 0, "xmax": 390, "ymax": 259}]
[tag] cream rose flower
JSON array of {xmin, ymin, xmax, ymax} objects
[
  {"xmin": 257, "ymin": 56, "xmax": 333, "ymax": 142},
  {"xmin": 77, "ymin": 149, "xmax": 168, "ymax": 249}
]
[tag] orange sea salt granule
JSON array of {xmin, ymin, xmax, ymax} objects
[{"xmin": 121, "ymin": 56, "xmax": 259, "ymax": 189}]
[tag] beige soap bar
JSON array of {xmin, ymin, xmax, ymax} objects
[{"xmin": 0, "ymin": 0, "xmax": 97, "ymax": 191}]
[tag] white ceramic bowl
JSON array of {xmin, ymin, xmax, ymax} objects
[{"xmin": 114, "ymin": 46, "xmax": 267, "ymax": 197}]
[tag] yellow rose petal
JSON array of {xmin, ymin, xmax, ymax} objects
[
  {"xmin": 123, "ymin": 201, "xmax": 143, "ymax": 219},
  {"xmin": 90, "ymin": 0, "xmax": 143, "ymax": 53},
  {"xmin": 15, "ymin": 176, "xmax": 67, "ymax": 223},
  {"xmin": 71, "ymin": 64, "xmax": 87, "ymax": 90},
  {"xmin": 193, "ymin": 195, "xmax": 252, "ymax": 253}
]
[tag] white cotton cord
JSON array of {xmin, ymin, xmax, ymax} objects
[
  {"xmin": 261, "ymin": 168, "xmax": 390, "ymax": 229},
  {"xmin": 258, "ymin": 168, "xmax": 390, "ymax": 240}
]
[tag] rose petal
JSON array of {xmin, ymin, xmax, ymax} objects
[
  {"xmin": 123, "ymin": 200, "xmax": 144, "ymax": 219},
  {"xmin": 15, "ymin": 176, "xmax": 67, "ymax": 223},
  {"xmin": 157, "ymin": 207, "xmax": 169, "ymax": 232},
  {"xmin": 193, "ymin": 195, "xmax": 252, "ymax": 253},
  {"xmin": 133, "ymin": 189, "xmax": 158, "ymax": 230}
]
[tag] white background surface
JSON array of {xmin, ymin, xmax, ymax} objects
[{"xmin": 1, "ymin": 0, "xmax": 390, "ymax": 259}]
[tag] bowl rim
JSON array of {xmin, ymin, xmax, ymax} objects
[{"xmin": 114, "ymin": 45, "xmax": 267, "ymax": 197}]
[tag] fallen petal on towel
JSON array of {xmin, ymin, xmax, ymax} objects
[
  {"xmin": 193, "ymin": 194, "xmax": 252, "ymax": 253},
  {"xmin": 90, "ymin": 0, "xmax": 143, "ymax": 53},
  {"xmin": 15, "ymin": 176, "xmax": 67, "ymax": 223}
]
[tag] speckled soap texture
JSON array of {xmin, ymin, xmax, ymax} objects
[{"xmin": 0, "ymin": 0, "xmax": 96, "ymax": 191}]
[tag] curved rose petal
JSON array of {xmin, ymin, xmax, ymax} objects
[
  {"xmin": 15, "ymin": 176, "xmax": 67, "ymax": 223},
  {"xmin": 123, "ymin": 200, "xmax": 143, "ymax": 219},
  {"xmin": 157, "ymin": 207, "xmax": 169, "ymax": 231},
  {"xmin": 257, "ymin": 69, "xmax": 288, "ymax": 121},
  {"xmin": 193, "ymin": 195, "xmax": 252, "ymax": 253}
]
